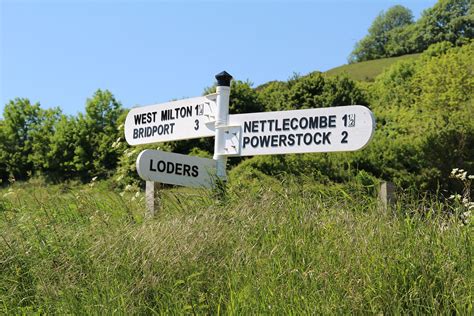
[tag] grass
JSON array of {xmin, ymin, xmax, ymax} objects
[
  {"xmin": 0, "ymin": 177, "xmax": 472, "ymax": 314},
  {"xmin": 324, "ymin": 54, "xmax": 421, "ymax": 82}
]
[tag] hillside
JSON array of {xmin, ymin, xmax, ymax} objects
[{"xmin": 324, "ymin": 53, "xmax": 420, "ymax": 81}]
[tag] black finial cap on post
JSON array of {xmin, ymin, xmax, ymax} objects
[{"xmin": 215, "ymin": 71, "xmax": 233, "ymax": 87}]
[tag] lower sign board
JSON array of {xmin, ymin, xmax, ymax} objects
[
  {"xmin": 136, "ymin": 149, "xmax": 217, "ymax": 188},
  {"xmin": 223, "ymin": 105, "xmax": 375, "ymax": 156},
  {"xmin": 125, "ymin": 94, "xmax": 217, "ymax": 146}
]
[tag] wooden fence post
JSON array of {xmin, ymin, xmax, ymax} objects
[
  {"xmin": 379, "ymin": 181, "xmax": 396, "ymax": 211},
  {"xmin": 145, "ymin": 181, "xmax": 161, "ymax": 218}
]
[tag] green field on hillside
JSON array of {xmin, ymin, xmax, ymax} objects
[
  {"xmin": 324, "ymin": 54, "xmax": 421, "ymax": 81},
  {"xmin": 1, "ymin": 178, "xmax": 472, "ymax": 314}
]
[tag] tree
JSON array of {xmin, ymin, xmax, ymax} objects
[
  {"xmin": 0, "ymin": 98, "xmax": 44, "ymax": 180},
  {"xmin": 417, "ymin": 0, "xmax": 473, "ymax": 47},
  {"xmin": 287, "ymin": 73, "xmax": 367, "ymax": 109},
  {"xmin": 28, "ymin": 107, "xmax": 62, "ymax": 174},
  {"xmin": 74, "ymin": 89, "xmax": 124, "ymax": 179},
  {"xmin": 0, "ymin": 119, "xmax": 8, "ymax": 184},
  {"xmin": 349, "ymin": 5, "xmax": 414, "ymax": 62},
  {"xmin": 47, "ymin": 115, "xmax": 81, "ymax": 180},
  {"xmin": 257, "ymin": 81, "xmax": 290, "ymax": 112}
]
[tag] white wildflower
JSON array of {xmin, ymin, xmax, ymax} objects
[
  {"xmin": 468, "ymin": 175, "xmax": 474, "ymax": 180},
  {"xmin": 449, "ymin": 194, "xmax": 461, "ymax": 200}
]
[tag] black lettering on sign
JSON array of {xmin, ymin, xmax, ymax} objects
[
  {"xmin": 132, "ymin": 123, "xmax": 176, "ymax": 139},
  {"xmin": 300, "ymin": 117, "xmax": 308, "ymax": 129},
  {"xmin": 271, "ymin": 135, "xmax": 278, "ymax": 147},
  {"xmin": 268, "ymin": 120, "xmax": 275, "ymax": 131},
  {"xmin": 260, "ymin": 120, "xmax": 267, "ymax": 132},
  {"xmin": 341, "ymin": 131, "xmax": 348, "ymax": 143},
  {"xmin": 157, "ymin": 160, "xmax": 166, "ymax": 172},
  {"xmin": 195, "ymin": 104, "xmax": 204, "ymax": 116},
  {"xmin": 288, "ymin": 134, "xmax": 295, "ymax": 146},
  {"xmin": 243, "ymin": 136, "xmax": 250, "ymax": 148},
  {"xmin": 134, "ymin": 112, "xmax": 157, "ymax": 125},
  {"xmin": 149, "ymin": 159, "xmax": 156, "ymax": 171},
  {"xmin": 244, "ymin": 121, "xmax": 252, "ymax": 133},
  {"xmin": 175, "ymin": 163, "xmax": 183, "ymax": 175},
  {"xmin": 191, "ymin": 166, "xmax": 199, "ymax": 177},
  {"xmin": 240, "ymin": 131, "xmax": 335, "ymax": 149},
  {"xmin": 260, "ymin": 135, "xmax": 270, "ymax": 147},
  {"xmin": 282, "ymin": 118, "xmax": 290, "ymax": 131},
  {"xmin": 290, "ymin": 118, "xmax": 298, "ymax": 130},
  {"xmin": 323, "ymin": 132, "xmax": 331, "ymax": 144},
  {"xmin": 308, "ymin": 117, "xmax": 318, "ymax": 129},
  {"xmin": 161, "ymin": 109, "xmax": 174, "ymax": 121},
  {"xmin": 252, "ymin": 121, "xmax": 259, "ymax": 133},
  {"xmin": 183, "ymin": 164, "xmax": 191, "ymax": 176},
  {"xmin": 314, "ymin": 132, "xmax": 322, "ymax": 145},
  {"xmin": 149, "ymin": 160, "xmax": 200, "ymax": 178},
  {"xmin": 166, "ymin": 162, "xmax": 175, "ymax": 173},
  {"xmin": 329, "ymin": 115, "xmax": 336, "ymax": 128},
  {"xmin": 274, "ymin": 120, "xmax": 282, "ymax": 132},
  {"xmin": 319, "ymin": 116, "xmax": 327, "ymax": 128}
]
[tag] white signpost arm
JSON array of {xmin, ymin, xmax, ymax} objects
[{"xmin": 213, "ymin": 71, "xmax": 233, "ymax": 183}]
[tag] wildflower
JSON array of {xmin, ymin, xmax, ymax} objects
[
  {"xmin": 449, "ymin": 194, "xmax": 461, "ymax": 200},
  {"xmin": 468, "ymin": 175, "xmax": 474, "ymax": 180},
  {"xmin": 460, "ymin": 171, "xmax": 467, "ymax": 180},
  {"xmin": 92, "ymin": 176, "xmax": 98, "ymax": 182}
]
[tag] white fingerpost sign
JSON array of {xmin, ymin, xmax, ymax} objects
[
  {"xmin": 124, "ymin": 94, "xmax": 217, "ymax": 145},
  {"xmin": 136, "ymin": 149, "xmax": 217, "ymax": 188},
  {"xmin": 125, "ymin": 71, "xmax": 376, "ymax": 217},
  {"xmin": 221, "ymin": 106, "xmax": 375, "ymax": 156}
]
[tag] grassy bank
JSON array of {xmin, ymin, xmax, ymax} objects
[
  {"xmin": 324, "ymin": 53, "xmax": 420, "ymax": 81},
  {"xmin": 0, "ymin": 178, "xmax": 472, "ymax": 314}
]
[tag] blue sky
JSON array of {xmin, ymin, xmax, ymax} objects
[{"xmin": 1, "ymin": 0, "xmax": 437, "ymax": 117}]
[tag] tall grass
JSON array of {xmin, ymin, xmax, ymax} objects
[{"xmin": 0, "ymin": 178, "xmax": 472, "ymax": 314}]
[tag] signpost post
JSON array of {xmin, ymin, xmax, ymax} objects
[{"xmin": 124, "ymin": 71, "xmax": 376, "ymax": 218}]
